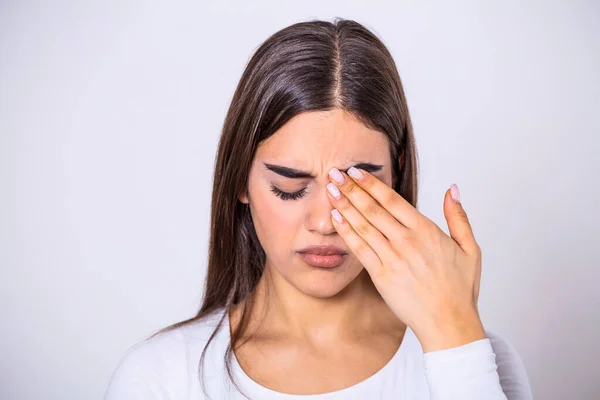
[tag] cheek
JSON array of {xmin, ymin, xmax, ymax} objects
[{"xmin": 250, "ymin": 186, "xmax": 303, "ymax": 255}]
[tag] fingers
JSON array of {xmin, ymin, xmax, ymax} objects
[
  {"xmin": 330, "ymin": 209, "xmax": 385, "ymax": 277},
  {"xmin": 326, "ymin": 169, "xmax": 410, "ymax": 245},
  {"xmin": 443, "ymin": 185, "xmax": 479, "ymax": 256},
  {"xmin": 326, "ymin": 167, "xmax": 426, "ymax": 270},
  {"xmin": 326, "ymin": 175, "xmax": 403, "ymax": 276},
  {"xmin": 339, "ymin": 167, "xmax": 421, "ymax": 230}
]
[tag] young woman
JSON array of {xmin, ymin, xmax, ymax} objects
[{"xmin": 105, "ymin": 18, "xmax": 532, "ymax": 399}]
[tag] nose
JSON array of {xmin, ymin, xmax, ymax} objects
[{"xmin": 305, "ymin": 184, "xmax": 337, "ymax": 236}]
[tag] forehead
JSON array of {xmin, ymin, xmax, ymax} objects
[{"xmin": 256, "ymin": 109, "xmax": 389, "ymax": 163}]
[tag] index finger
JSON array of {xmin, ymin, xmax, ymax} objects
[{"xmin": 347, "ymin": 167, "xmax": 420, "ymax": 229}]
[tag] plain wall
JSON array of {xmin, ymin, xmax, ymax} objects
[{"xmin": 1, "ymin": 0, "xmax": 599, "ymax": 398}]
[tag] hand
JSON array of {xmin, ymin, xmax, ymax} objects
[{"xmin": 326, "ymin": 167, "xmax": 486, "ymax": 353}]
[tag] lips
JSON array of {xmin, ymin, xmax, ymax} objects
[
  {"xmin": 297, "ymin": 245, "xmax": 348, "ymax": 256},
  {"xmin": 297, "ymin": 245, "xmax": 348, "ymax": 268}
]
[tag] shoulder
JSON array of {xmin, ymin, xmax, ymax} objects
[
  {"xmin": 105, "ymin": 308, "xmax": 228, "ymax": 400},
  {"xmin": 104, "ymin": 326, "xmax": 188, "ymax": 399},
  {"xmin": 486, "ymin": 330, "xmax": 534, "ymax": 399}
]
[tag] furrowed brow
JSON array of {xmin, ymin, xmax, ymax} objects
[{"xmin": 263, "ymin": 162, "xmax": 383, "ymax": 179}]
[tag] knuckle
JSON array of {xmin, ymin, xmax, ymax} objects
[
  {"xmin": 456, "ymin": 210, "xmax": 470, "ymax": 224},
  {"xmin": 362, "ymin": 176, "xmax": 376, "ymax": 191},
  {"xmin": 415, "ymin": 215, "xmax": 431, "ymax": 232},
  {"xmin": 385, "ymin": 192, "xmax": 400, "ymax": 208},
  {"xmin": 355, "ymin": 221, "xmax": 372, "ymax": 237},
  {"xmin": 362, "ymin": 201, "xmax": 380, "ymax": 219},
  {"xmin": 389, "ymin": 232, "xmax": 407, "ymax": 249},
  {"xmin": 401, "ymin": 232, "xmax": 414, "ymax": 245},
  {"xmin": 337, "ymin": 199, "xmax": 352, "ymax": 213},
  {"xmin": 344, "ymin": 183, "xmax": 358, "ymax": 196},
  {"xmin": 401, "ymin": 234, "xmax": 418, "ymax": 250}
]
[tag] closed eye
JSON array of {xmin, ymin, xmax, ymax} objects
[{"xmin": 270, "ymin": 185, "xmax": 307, "ymax": 201}]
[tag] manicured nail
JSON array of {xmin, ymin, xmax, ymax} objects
[
  {"xmin": 328, "ymin": 167, "xmax": 344, "ymax": 183},
  {"xmin": 327, "ymin": 182, "xmax": 341, "ymax": 199},
  {"xmin": 450, "ymin": 183, "xmax": 461, "ymax": 203},
  {"xmin": 331, "ymin": 209, "xmax": 343, "ymax": 223},
  {"xmin": 347, "ymin": 167, "xmax": 362, "ymax": 180}
]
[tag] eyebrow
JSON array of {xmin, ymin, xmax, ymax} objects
[{"xmin": 263, "ymin": 162, "xmax": 383, "ymax": 179}]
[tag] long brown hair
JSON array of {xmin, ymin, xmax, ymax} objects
[{"xmin": 153, "ymin": 17, "xmax": 419, "ymax": 399}]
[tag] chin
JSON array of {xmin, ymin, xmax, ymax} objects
[
  {"xmin": 297, "ymin": 282, "xmax": 350, "ymax": 299},
  {"xmin": 294, "ymin": 264, "xmax": 364, "ymax": 299}
]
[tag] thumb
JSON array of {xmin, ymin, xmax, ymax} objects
[{"xmin": 444, "ymin": 184, "xmax": 477, "ymax": 255}]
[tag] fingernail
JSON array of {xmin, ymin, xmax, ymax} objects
[
  {"xmin": 347, "ymin": 167, "xmax": 363, "ymax": 180},
  {"xmin": 331, "ymin": 209, "xmax": 343, "ymax": 223},
  {"xmin": 327, "ymin": 182, "xmax": 341, "ymax": 199},
  {"xmin": 450, "ymin": 183, "xmax": 461, "ymax": 203},
  {"xmin": 328, "ymin": 167, "xmax": 344, "ymax": 183}
]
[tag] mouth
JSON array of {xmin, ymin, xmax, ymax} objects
[
  {"xmin": 297, "ymin": 245, "xmax": 349, "ymax": 268},
  {"xmin": 297, "ymin": 252, "xmax": 348, "ymax": 268}
]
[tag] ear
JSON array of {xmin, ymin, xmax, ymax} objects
[{"xmin": 239, "ymin": 191, "xmax": 249, "ymax": 204}]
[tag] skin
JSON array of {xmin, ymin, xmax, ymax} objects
[{"xmin": 233, "ymin": 108, "xmax": 485, "ymax": 394}]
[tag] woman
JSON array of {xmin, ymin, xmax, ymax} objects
[{"xmin": 105, "ymin": 18, "xmax": 532, "ymax": 399}]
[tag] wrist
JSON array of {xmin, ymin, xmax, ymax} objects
[{"xmin": 416, "ymin": 312, "xmax": 487, "ymax": 353}]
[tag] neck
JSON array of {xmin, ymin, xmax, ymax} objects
[{"xmin": 235, "ymin": 265, "xmax": 402, "ymax": 346}]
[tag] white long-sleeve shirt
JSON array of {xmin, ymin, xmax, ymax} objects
[{"xmin": 105, "ymin": 307, "xmax": 533, "ymax": 399}]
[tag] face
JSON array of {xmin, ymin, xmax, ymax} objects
[{"xmin": 239, "ymin": 109, "xmax": 395, "ymax": 299}]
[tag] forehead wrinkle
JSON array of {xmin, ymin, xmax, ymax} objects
[
  {"xmin": 257, "ymin": 113, "xmax": 390, "ymax": 177},
  {"xmin": 288, "ymin": 142, "xmax": 358, "ymax": 177},
  {"xmin": 270, "ymin": 137, "xmax": 386, "ymax": 178}
]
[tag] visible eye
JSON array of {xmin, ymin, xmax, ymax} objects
[{"xmin": 270, "ymin": 185, "xmax": 307, "ymax": 201}]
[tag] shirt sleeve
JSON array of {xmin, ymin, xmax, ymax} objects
[
  {"xmin": 422, "ymin": 331, "xmax": 533, "ymax": 400},
  {"xmin": 487, "ymin": 331, "xmax": 533, "ymax": 399},
  {"xmin": 104, "ymin": 330, "xmax": 188, "ymax": 400}
]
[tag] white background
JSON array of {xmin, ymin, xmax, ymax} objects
[{"xmin": 1, "ymin": 1, "xmax": 598, "ymax": 399}]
